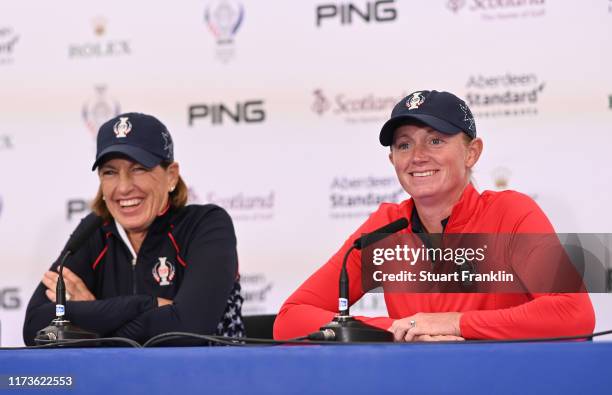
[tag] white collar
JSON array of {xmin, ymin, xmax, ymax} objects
[{"xmin": 114, "ymin": 219, "xmax": 137, "ymax": 259}]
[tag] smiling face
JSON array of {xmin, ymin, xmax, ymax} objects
[
  {"xmin": 389, "ymin": 123, "xmax": 482, "ymax": 204},
  {"xmin": 98, "ymin": 158, "xmax": 179, "ymax": 235}
]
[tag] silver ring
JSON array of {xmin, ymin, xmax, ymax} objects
[
  {"xmin": 65, "ymin": 293, "xmax": 71, "ymax": 301},
  {"xmin": 410, "ymin": 319, "xmax": 416, "ymax": 328}
]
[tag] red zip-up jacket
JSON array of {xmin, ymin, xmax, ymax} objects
[{"xmin": 273, "ymin": 184, "xmax": 595, "ymax": 340}]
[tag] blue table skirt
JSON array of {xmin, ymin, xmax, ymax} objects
[{"xmin": 1, "ymin": 342, "xmax": 610, "ymax": 394}]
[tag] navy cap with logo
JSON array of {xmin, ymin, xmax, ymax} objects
[
  {"xmin": 379, "ymin": 90, "xmax": 477, "ymax": 146},
  {"xmin": 92, "ymin": 112, "xmax": 174, "ymax": 170}
]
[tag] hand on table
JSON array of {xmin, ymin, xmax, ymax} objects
[{"xmin": 389, "ymin": 312, "xmax": 463, "ymax": 342}]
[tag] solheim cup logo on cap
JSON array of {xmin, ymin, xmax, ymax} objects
[
  {"xmin": 113, "ymin": 117, "xmax": 132, "ymax": 138},
  {"xmin": 82, "ymin": 85, "xmax": 121, "ymax": 136},
  {"xmin": 153, "ymin": 257, "xmax": 176, "ymax": 286},
  {"xmin": 445, "ymin": 0, "xmax": 546, "ymax": 19},
  {"xmin": 312, "ymin": 88, "xmax": 403, "ymax": 124},
  {"xmin": 205, "ymin": 0, "xmax": 244, "ymax": 63},
  {"xmin": 0, "ymin": 27, "xmax": 19, "ymax": 65},
  {"xmin": 329, "ymin": 175, "xmax": 405, "ymax": 219},
  {"xmin": 464, "ymin": 72, "xmax": 545, "ymax": 118},
  {"xmin": 406, "ymin": 92, "xmax": 425, "ymax": 110},
  {"xmin": 68, "ymin": 16, "xmax": 131, "ymax": 58}
]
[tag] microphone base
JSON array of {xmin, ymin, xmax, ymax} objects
[
  {"xmin": 34, "ymin": 318, "xmax": 99, "ymax": 346},
  {"xmin": 320, "ymin": 315, "xmax": 393, "ymax": 342}
]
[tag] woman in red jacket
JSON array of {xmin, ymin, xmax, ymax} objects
[{"xmin": 274, "ymin": 90, "xmax": 595, "ymax": 341}]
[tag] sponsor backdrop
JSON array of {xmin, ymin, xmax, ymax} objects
[{"xmin": 0, "ymin": 0, "xmax": 611, "ymax": 346}]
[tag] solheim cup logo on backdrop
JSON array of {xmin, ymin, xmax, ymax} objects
[
  {"xmin": 205, "ymin": 0, "xmax": 244, "ymax": 63},
  {"xmin": 0, "ymin": 27, "xmax": 20, "ymax": 65},
  {"xmin": 82, "ymin": 85, "xmax": 121, "ymax": 136}
]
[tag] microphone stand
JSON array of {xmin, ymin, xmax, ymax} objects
[
  {"xmin": 318, "ymin": 243, "xmax": 393, "ymax": 342},
  {"xmin": 35, "ymin": 250, "xmax": 99, "ymax": 345}
]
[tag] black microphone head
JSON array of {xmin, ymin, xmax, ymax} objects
[
  {"xmin": 64, "ymin": 214, "xmax": 103, "ymax": 253},
  {"xmin": 380, "ymin": 217, "xmax": 409, "ymax": 234},
  {"xmin": 354, "ymin": 217, "xmax": 409, "ymax": 250}
]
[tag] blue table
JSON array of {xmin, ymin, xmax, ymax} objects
[{"xmin": 1, "ymin": 342, "xmax": 610, "ymax": 394}]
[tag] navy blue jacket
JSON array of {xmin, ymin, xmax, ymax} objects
[{"xmin": 23, "ymin": 204, "xmax": 244, "ymax": 345}]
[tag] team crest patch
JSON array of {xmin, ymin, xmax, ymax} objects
[
  {"xmin": 113, "ymin": 117, "xmax": 132, "ymax": 138},
  {"xmin": 152, "ymin": 257, "xmax": 175, "ymax": 286},
  {"xmin": 406, "ymin": 92, "xmax": 426, "ymax": 110}
]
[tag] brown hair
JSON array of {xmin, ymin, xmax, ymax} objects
[{"xmin": 91, "ymin": 161, "xmax": 188, "ymax": 221}]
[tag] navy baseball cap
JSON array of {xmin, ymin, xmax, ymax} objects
[
  {"xmin": 92, "ymin": 112, "xmax": 174, "ymax": 170},
  {"xmin": 379, "ymin": 90, "xmax": 477, "ymax": 146}
]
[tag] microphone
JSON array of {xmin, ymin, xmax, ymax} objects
[
  {"xmin": 316, "ymin": 217, "xmax": 408, "ymax": 342},
  {"xmin": 35, "ymin": 214, "xmax": 103, "ymax": 345},
  {"xmin": 352, "ymin": 217, "xmax": 409, "ymax": 250}
]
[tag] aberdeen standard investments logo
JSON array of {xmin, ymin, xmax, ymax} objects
[
  {"xmin": 82, "ymin": 86, "xmax": 121, "ymax": 136},
  {"xmin": 0, "ymin": 27, "xmax": 19, "ymax": 65},
  {"xmin": 205, "ymin": 0, "xmax": 244, "ymax": 62},
  {"xmin": 464, "ymin": 72, "xmax": 545, "ymax": 118},
  {"xmin": 312, "ymin": 89, "xmax": 401, "ymax": 123},
  {"xmin": 446, "ymin": 0, "xmax": 546, "ymax": 20},
  {"xmin": 329, "ymin": 176, "xmax": 405, "ymax": 219},
  {"xmin": 69, "ymin": 16, "xmax": 131, "ymax": 58},
  {"xmin": 241, "ymin": 273, "xmax": 274, "ymax": 314}
]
